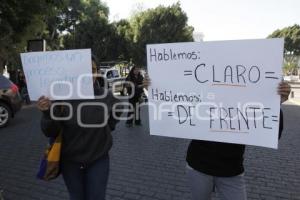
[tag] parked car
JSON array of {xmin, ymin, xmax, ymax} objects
[
  {"xmin": 0, "ymin": 75, "xmax": 22, "ymax": 128},
  {"xmin": 99, "ymin": 67, "xmax": 127, "ymax": 95}
]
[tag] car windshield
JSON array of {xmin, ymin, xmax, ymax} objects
[
  {"xmin": 0, "ymin": 75, "xmax": 12, "ymax": 89},
  {"xmin": 106, "ymin": 70, "xmax": 119, "ymax": 79}
]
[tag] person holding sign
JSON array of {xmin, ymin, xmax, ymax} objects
[
  {"xmin": 37, "ymin": 58, "xmax": 121, "ymax": 200},
  {"xmin": 185, "ymin": 82, "xmax": 291, "ymax": 200},
  {"xmin": 125, "ymin": 66, "xmax": 145, "ymax": 127}
]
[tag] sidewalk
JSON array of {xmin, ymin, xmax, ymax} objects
[{"xmin": 289, "ymin": 98, "xmax": 300, "ymax": 106}]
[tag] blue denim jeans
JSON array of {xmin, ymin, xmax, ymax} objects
[{"xmin": 61, "ymin": 155, "xmax": 109, "ymax": 200}]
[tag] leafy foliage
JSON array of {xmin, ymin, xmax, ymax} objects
[
  {"xmin": 129, "ymin": 2, "xmax": 194, "ymax": 66},
  {"xmin": 0, "ymin": 1, "xmax": 194, "ymax": 71},
  {"xmin": 268, "ymin": 24, "xmax": 300, "ymax": 55},
  {"xmin": 0, "ymin": 0, "xmax": 64, "ymax": 70},
  {"xmin": 268, "ymin": 24, "xmax": 300, "ymax": 75}
]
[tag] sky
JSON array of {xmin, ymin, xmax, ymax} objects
[{"xmin": 102, "ymin": 0, "xmax": 300, "ymax": 41}]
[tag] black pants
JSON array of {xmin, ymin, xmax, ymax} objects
[{"xmin": 126, "ymin": 96, "xmax": 141, "ymax": 125}]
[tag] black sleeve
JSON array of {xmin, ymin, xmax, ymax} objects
[
  {"xmin": 278, "ymin": 109, "xmax": 283, "ymax": 139},
  {"xmin": 40, "ymin": 107, "xmax": 63, "ymax": 138}
]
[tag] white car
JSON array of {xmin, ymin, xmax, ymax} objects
[{"xmin": 99, "ymin": 67, "xmax": 126, "ymax": 95}]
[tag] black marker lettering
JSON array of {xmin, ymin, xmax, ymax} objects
[
  {"xmin": 191, "ymin": 52, "xmax": 197, "ymax": 60},
  {"xmin": 263, "ymin": 108, "xmax": 272, "ymax": 129},
  {"xmin": 248, "ymin": 107, "xmax": 260, "ymax": 128},
  {"xmin": 212, "ymin": 65, "xmax": 220, "ymax": 83},
  {"xmin": 249, "ymin": 66, "xmax": 260, "ymax": 83},
  {"xmin": 228, "ymin": 107, "xmax": 235, "ymax": 130},
  {"xmin": 152, "ymin": 89, "xmax": 159, "ymax": 100},
  {"xmin": 236, "ymin": 65, "xmax": 246, "ymax": 84},
  {"xmin": 150, "ymin": 48, "xmax": 157, "ymax": 62},
  {"xmin": 224, "ymin": 65, "xmax": 233, "ymax": 83},
  {"xmin": 163, "ymin": 49, "xmax": 169, "ymax": 60},
  {"xmin": 220, "ymin": 107, "xmax": 229, "ymax": 129},
  {"xmin": 238, "ymin": 108, "xmax": 249, "ymax": 130},
  {"xmin": 158, "ymin": 52, "xmax": 163, "ymax": 61},
  {"xmin": 195, "ymin": 63, "xmax": 208, "ymax": 83},
  {"xmin": 177, "ymin": 105, "xmax": 188, "ymax": 124}
]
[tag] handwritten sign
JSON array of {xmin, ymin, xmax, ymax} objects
[
  {"xmin": 21, "ymin": 49, "xmax": 94, "ymax": 100},
  {"xmin": 147, "ymin": 39, "xmax": 284, "ymax": 149}
]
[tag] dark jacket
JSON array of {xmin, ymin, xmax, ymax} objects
[
  {"xmin": 41, "ymin": 82, "xmax": 121, "ymax": 164},
  {"xmin": 186, "ymin": 110, "xmax": 284, "ymax": 177},
  {"xmin": 126, "ymin": 74, "xmax": 144, "ymax": 99}
]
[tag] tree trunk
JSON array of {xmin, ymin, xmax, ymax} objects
[{"xmin": 0, "ymin": 58, "xmax": 4, "ymax": 75}]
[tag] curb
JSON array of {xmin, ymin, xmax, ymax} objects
[{"xmin": 289, "ymin": 99, "xmax": 300, "ymax": 106}]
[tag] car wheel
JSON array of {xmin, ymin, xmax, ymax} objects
[{"xmin": 0, "ymin": 103, "xmax": 11, "ymax": 128}]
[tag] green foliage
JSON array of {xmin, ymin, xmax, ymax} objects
[
  {"xmin": 0, "ymin": 1, "xmax": 194, "ymax": 71},
  {"xmin": 268, "ymin": 24, "xmax": 300, "ymax": 55},
  {"xmin": 129, "ymin": 2, "xmax": 194, "ymax": 66},
  {"xmin": 61, "ymin": 1, "xmax": 195, "ymax": 66},
  {"xmin": 268, "ymin": 24, "xmax": 300, "ymax": 74},
  {"xmin": 283, "ymin": 61, "xmax": 298, "ymax": 75},
  {"xmin": 113, "ymin": 19, "xmax": 134, "ymax": 61},
  {"xmin": 0, "ymin": 0, "xmax": 65, "ymax": 69},
  {"xmin": 61, "ymin": 0, "xmax": 122, "ymax": 63}
]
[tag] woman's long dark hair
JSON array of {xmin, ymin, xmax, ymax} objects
[{"xmin": 128, "ymin": 66, "xmax": 142, "ymax": 82}]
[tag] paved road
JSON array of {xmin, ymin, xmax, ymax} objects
[{"xmin": 0, "ymin": 102, "xmax": 299, "ymax": 200}]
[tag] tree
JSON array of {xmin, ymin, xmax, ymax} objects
[
  {"xmin": 268, "ymin": 24, "xmax": 300, "ymax": 75},
  {"xmin": 268, "ymin": 24, "xmax": 300, "ymax": 55},
  {"xmin": 41, "ymin": 0, "xmax": 70, "ymax": 51},
  {"xmin": 112, "ymin": 19, "xmax": 134, "ymax": 61},
  {"xmin": 0, "ymin": 0, "xmax": 64, "ymax": 72},
  {"xmin": 61, "ymin": 0, "xmax": 123, "ymax": 63},
  {"xmin": 0, "ymin": 0, "xmax": 195, "ymax": 72},
  {"xmin": 283, "ymin": 62, "xmax": 298, "ymax": 75},
  {"xmin": 129, "ymin": 2, "xmax": 194, "ymax": 66}
]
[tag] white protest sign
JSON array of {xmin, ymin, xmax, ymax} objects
[
  {"xmin": 21, "ymin": 49, "xmax": 94, "ymax": 100},
  {"xmin": 147, "ymin": 39, "xmax": 284, "ymax": 149}
]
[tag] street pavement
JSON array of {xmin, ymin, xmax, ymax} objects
[{"xmin": 0, "ymin": 102, "xmax": 299, "ymax": 200}]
